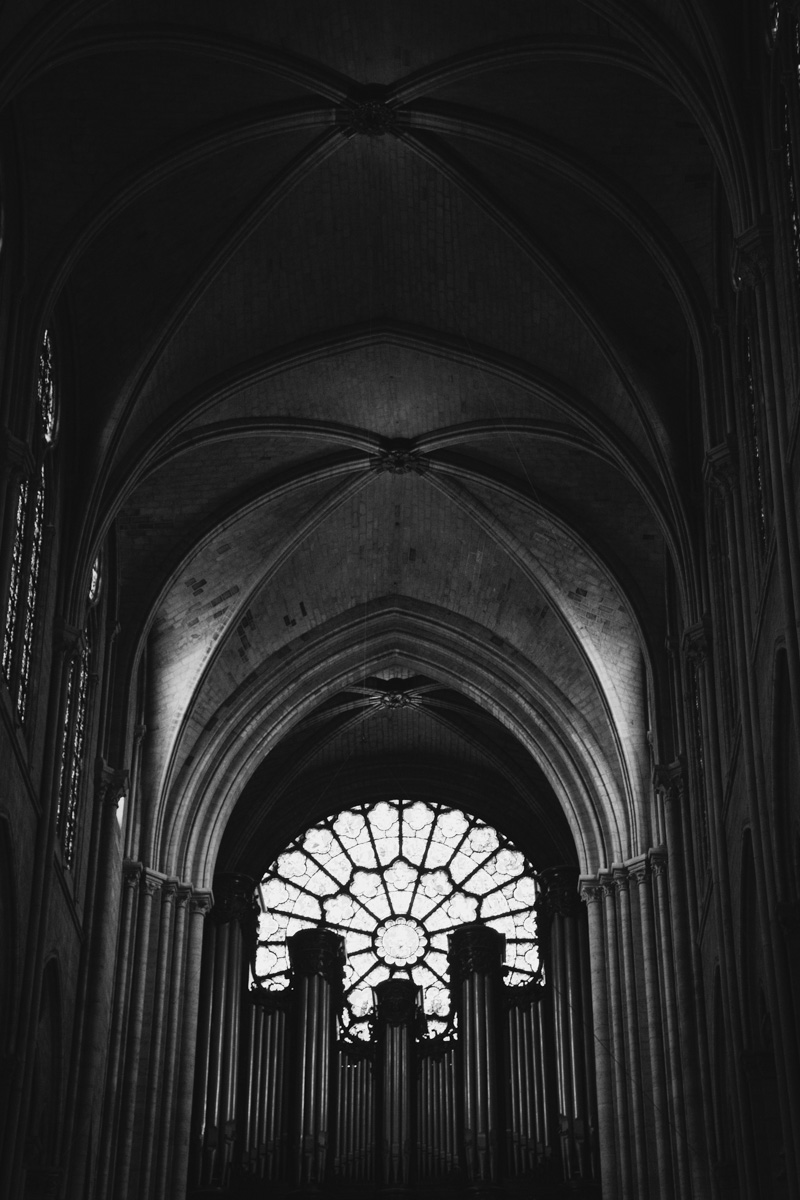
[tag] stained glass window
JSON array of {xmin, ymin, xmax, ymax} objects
[
  {"xmin": 254, "ymin": 799, "xmax": 540, "ymax": 1040},
  {"xmin": 56, "ymin": 633, "xmax": 90, "ymax": 869},
  {"xmin": 782, "ymin": 95, "xmax": 800, "ymax": 293},
  {"xmin": 2, "ymin": 330, "xmax": 55, "ymax": 723}
]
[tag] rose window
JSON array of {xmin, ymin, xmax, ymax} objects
[{"xmin": 253, "ymin": 798, "xmax": 540, "ymax": 1039}]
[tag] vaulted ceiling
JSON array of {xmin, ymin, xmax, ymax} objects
[{"xmin": 5, "ymin": 0, "xmax": 744, "ymax": 881}]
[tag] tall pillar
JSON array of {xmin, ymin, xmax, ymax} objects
[
  {"xmin": 449, "ymin": 923, "xmax": 504, "ymax": 1194},
  {"xmin": 375, "ymin": 977, "xmax": 418, "ymax": 1190},
  {"xmin": 288, "ymin": 927, "xmax": 346, "ymax": 1189},
  {"xmin": 580, "ymin": 881, "xmax": 616, "ymax": 1199},
  {"xmin": 172, "ymin": 890, "xmax": 214, "ymax": 1200}
]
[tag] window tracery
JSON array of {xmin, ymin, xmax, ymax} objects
[
  {"xmin": 2, "ymin": 330, "xmax": 55, "ymax": 724},
  {"xmin": 254, "ymin": 798, "xmax": 540, "ymax": 1041},
  {"xmin": 56, "ymin": 562, "xmax": 100, "ymax": 870}
]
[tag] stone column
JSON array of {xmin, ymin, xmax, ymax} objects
[
  {"xmin": 580, "ymin": 880, "xmax": 616, "ymax": 1199},
  {"xmin": 138, "ymin": 877, "xmax": 179, "ymax": 1196},
  {"xmin": 288, "ymin": 927, "xmax": 346, "ymax": 1189},
  {"xmin": 375, "ymin": 977, "xmax": 418, "ymax": 1190},
  {"xmin": 154, "ymin": 884, "xmax": 190, "ymax": 1200},
  {"xmin": 630, "ymin": 857, "xmax": 672, "ymax": 1198},
  {"xmin": 172, "ymin": 890, "xmax": 213, "ymax": 1199},
  {"xmin": 64, "ymin": 766, "xmax": 128, "ymax": 1200},
  {"xmin": 113, "ymin": 870, "xmax": 162, "ymax": 1199},
  {"xmin": 448, "ymin": 923, "xmax": 504, "ymax": 1193}
]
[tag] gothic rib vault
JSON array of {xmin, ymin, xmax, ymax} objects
[
  {"xmin": 43, "ymin": 2, "xmax": 702, "ymax": 881},
  {"xmin": 3, "ymin": 2, "xmax": 800, "ymax": 1198}
]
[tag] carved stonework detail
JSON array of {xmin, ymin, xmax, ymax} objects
[
  {"xmin": 123, "ymin": 860, "xmax": 142, "ymax": 892},
  {"xmin": 448, "ymin": 922, "xmax": 505, "ymax": 982},
  {"xmin": 95, "ymin": 759, "xmax": 129, "ymax": 808},
  {"xmin": 613, "ymin": 867, "xmax": 630, "ymax": 894},
  {"xmin": 190, "ymin": 890, "xmax": 214, "ymax": 918},
  {"xmin": 654, "ymin": 760, "xmax": 687, "ymax": 807},
  {"xmin": 683, "ymin": 617, "xmax": 712, "ymax": 665},
  {"xmin": 703, "ymin": 439, "xmax": 738, "ymax": 500},
  {"xmin": 288, "ymin": 927, "xmax": 346, "ymax": 987},
  {"xmin": 649, "ymin": 850, "xmax": 668, "ymax": 877},
  {"xmin": 174, "ymin": 885, "xmax": 191, "ymax": 911},
  {"xmin": 371, "ymin": 440, "xmax": 429, "ymax": 475},
  {"xmin": 374, "ymin": 977, "xmax": 419, "ymax": 1026},
  {"xmin": 160, "ymin": 878, "xmax": 178, "ymax": 905},
  {"xmin": 731, "ymin": 225, "xmax": 772, "ymax": 290},
  {"xmin": 141, "ymin": 871, "xmax": 163, "ymax": 898},
  {"xmin": 536, "ymin": 865, "xmax": 580, "ymax": 919},
  {"xmin": 629, "ymin": 859, "xmax": 650, "ymax": 887},
  {"xmin": 579, "ymin": 882, "xmax": 604, "ymax": 906},
  {"xmin": 212, "ymin": 873, "xmax": 257, "ymax": 925},
  {"xmin": 341, "ymin": 98, "xmax": 398, "ymax": 138}
]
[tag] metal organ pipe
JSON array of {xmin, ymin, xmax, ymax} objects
[
  {"xmin": 287, "ymin": 928, "xmax": 345, "ymax": 1190},
  {"xmin": 449, "ymin": 923, "xmax": 505, "ymax": 1190}
]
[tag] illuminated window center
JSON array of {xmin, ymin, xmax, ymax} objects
[
  {"xmin": 376, "ymin": 917, "xmax": 427, "ymax": 966},
  {"xmin": 253, "ymin": 798, "xmax": 540, "ymax": 1040}
]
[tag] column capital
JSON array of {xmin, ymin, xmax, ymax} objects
[
  {"xmin": 703, "ymin": 438, "xmax": 738, "ymax": 500},
  {"xmin": 628, "ymin": 857, "xmax": 651, "ymax": 886},
  {"xmin": 682, "ymin": 617, "xmax": 712, "ymax": 665},
  {"xmin": 612, "ymin": 866, "xmax": 630, "ymax": 893},
  {"xmin": 174, "ymin": 884, "xmax": 192, "ymax": 911},
  {"xmin": 579, "ymin": 880, "xmax": 604, "ymax": 905},
  {"xmin": 189, "ymin": 889, "xmax": 214, "ymax": 917},
  {"xmin": 653, "ymin": 759, "xmax": 687, "ymax": 805},
  {"xmin": 288, "ymin": 927, "xmax": 346, "ymax": 987},
  {"xmin": 141, "ymin": 870, "xmax": 164, "ymax": 898},
  {"xmin": 448, "ymin": 922, "xmax": 505, "ymax": 982},
  {"xmin": 94, "ymin": 758, "xmax": 129, "ymax": 808},
  {"xmin": 731, "ymin": 223, "xmax": 772, "ymax": 290},
  {"xmin": 649, "ymin": 849, "xmax": 669, "ymax": 877},
  {"xmin": 160, "ymin": 877, "xmax": 179, "ymax": 903},
  {"xmin": 123, "ymin": 860, "xmax": 142, "ymax": 891}
]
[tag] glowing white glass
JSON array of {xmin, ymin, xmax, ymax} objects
[{"xmin": 253, "ymin": 798, "xmax": 540, "ymax": 1038}]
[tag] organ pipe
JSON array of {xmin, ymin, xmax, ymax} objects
[
  {"xmin": 449, "ymin": 923, "xmax": 505, "ymax": 1190},
  {"xmin": 287, "ymin": 928, "xmax": 345, "ymax": 1189}
]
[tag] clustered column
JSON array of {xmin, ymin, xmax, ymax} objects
[
  {"xmin": 95, "ymin": 861, "xmax": 212, "ymax": 1200},
  {"xmin": 581, "ymin": 850, "xmax": 697, "ymax": 1200}
]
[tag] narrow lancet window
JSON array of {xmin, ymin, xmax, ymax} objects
[
  {"xmin": 2, "ymin": 330, "xmax": 56, "ymax": 724},
  {"xmin": 782, "ymin": 94, "xmax": 800, "ymax": 292}
]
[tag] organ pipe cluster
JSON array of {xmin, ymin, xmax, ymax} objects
[{"xmin": 188, "ymin": 869, "xmax": 600, "ymax": 1196}]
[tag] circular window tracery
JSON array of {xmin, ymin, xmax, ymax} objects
[{"xmin": 253, "ymin": 798, "xmax": 541, "ymax": 1040}]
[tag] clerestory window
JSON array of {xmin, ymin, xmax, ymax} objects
[
  {"xmin": 253, "ymin": 798, "xmax": 540, "ymax": 1040},
  {"xmin": 2, "ymin": 330, "xmax": 56, "ymax": 724}
]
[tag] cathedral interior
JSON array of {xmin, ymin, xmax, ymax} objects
[{"xmin": 1, "ymin": 2, "xmax": 800, "ymax": 1198}]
